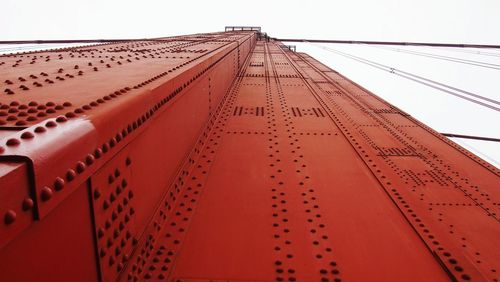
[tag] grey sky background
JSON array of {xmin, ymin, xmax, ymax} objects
[{"xmin": 2, "ymin": 0, "xmax": 499, "ymax": 167}]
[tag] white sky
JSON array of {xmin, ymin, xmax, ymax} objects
[{"xmin": 1, "ymin": 0, "xmax": 500, "ymax": 166}]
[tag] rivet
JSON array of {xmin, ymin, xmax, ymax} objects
[
  {"xmin": 46, "ymin": 121, "xmax": 57, "ymax": 127},
  {"xmin": 56, "ymin": 116, "xmax": 67, "ymax": 122},
  {"xmin": 4, "ymin": 210, "xmax": 17, "ymax": 225},
  {"xmin": 93, "ymin": 189, "xmax": 101, "ymax": 199},
  {"xmin": 34, "ymin": 126, "xmax": 46, "ymax": 133},
  {"xmin": 6, "ymin": 138, "xmax": 20, "ymax": 146},
  {"xmin": 54, "ymin": 177, "xmax": 65, "ymax": 191},
  {"xmin": 66, "ymin": 169, "xmax": 76, "ymax": 181},
  {"xmin": 22, "ymin": 198, "xmax": 34, "ymax": 211},
  {"xmin": 76, "ymin": 161, "xmax": 86, "ymax": 173},
  {"xmin": 97, "ymin": 228, "xmax": 105, "ymax": 238},
  {"xmin": 40, "ymin": 186, "xmax": 54, "ymax": 201},
  {"xmin": 94, "ymin": 148, "xmax": 103, "ymax": 158},
  {"xmin": 20, "ymin": 132, "xmax": 34, "ymax": 139},
  {"xmin": 85, "ymin": 154, "xmax": 95, "ymax": 165}
]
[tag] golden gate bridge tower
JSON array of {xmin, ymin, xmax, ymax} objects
[{"xmin": 0, "ymin": 27, "xmax": 498, "ymax": 281}]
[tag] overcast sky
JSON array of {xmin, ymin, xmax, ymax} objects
[{"xmin": 1, "ymin": 0, "xmax": 499, "ymax": 166}]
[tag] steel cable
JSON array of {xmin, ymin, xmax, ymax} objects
[
  {"xmin": 308, "ymin": 43, "xmax": 500, "ymax": 112},
  {"xmin": 364, "ymin": 45, "xmax": 500, "ymax": 71}
]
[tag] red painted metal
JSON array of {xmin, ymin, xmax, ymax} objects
[{"xmin": 0, "ymin": 30, "xmax": 498, "ymax": 282}]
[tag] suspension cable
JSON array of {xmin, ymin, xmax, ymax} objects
[
  {"xmin": 364, "ymin": 45, "xmax": 500, "ymax": 71},
  {"xmin": 438, "ymin": 47, "xmax": 500, "ymax": 58},
  {"xmin": 441, "ymin": 133, "xmax": 500, "ymax": 142},
  {"xmin": 276, "ymin": 38, "xmax": 500, "ymax": 49},
  {"xmin": 308, "ymin": 43, "xmax": 500, "ymax": 112}
]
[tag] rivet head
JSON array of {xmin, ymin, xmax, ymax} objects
[
  {"xmin": 46, "ymin": 121, "xmax": 57, "ymax": 127},
  {"xmin": 4, "ymin": 210, "xmax": 17, "ymax": 225},
  {"xmin": 22, "ymin": 198, "xmax": 34, "ymax": 211},
  {"xmin": 20, "ymin": 131, "xmax": 34, "ymax": 139},
  {"xmin": 40, "ymin": 187, "xmax": 53, "ymax": 201},
  {"xmin": 93, "ymin": 189, "xmax": 101, "ymax": 199},
  {"xmin": 66, "ymin": 169, "xmax": 76, "ymax": 181},
  {"xmin": 56, "ymin": 116, "xmax": 67, "ymax": 123},
  {"xmin": 34, "ymin": 126, "xmax": 46, "ymax": 133},
  {"xmin": 54, "ymin": 177, "xmax": 65, "ymax": 191},
  {"xmin": 76, "ymin": 161, "xmax": 86, "ymax": 173},
  {"xmin": 85, "ymin": 154, "xmax": 95, "ymax": 165},
  {"xmin": 6, "ymin": 138, "xmax": 20, "ymax": 146},
  {"xmin": 94, "ymin": 148, "xmax": 103, "ymax": 158},
  {"xmin": 97, "ymin": 228, "xmax": 105, "ymax": 238}
]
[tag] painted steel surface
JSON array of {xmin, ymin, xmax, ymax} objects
[{"xmin": 0, "ymin": 31, "xmax": 498, "ymax": 282}]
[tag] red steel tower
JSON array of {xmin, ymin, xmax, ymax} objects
[{"xmin": 0, "ymin": 28, "xmax": 498, "ymax": 281}]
